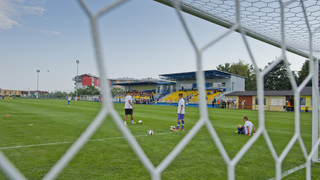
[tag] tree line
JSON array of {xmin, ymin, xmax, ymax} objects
[
  {"xmin": 216, "ymin": 59, "xmax": 319, "ymax": 91},
  {"xmin": 51, "ymin": 85, "xmax": 101, "ymax": 99},
  {"xmin": 64, "ymin": 59, "xmax": 317, "ymax": 97}
]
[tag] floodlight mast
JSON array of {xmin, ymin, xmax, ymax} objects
[
  {"xmin": 37, "ymin": 70, "xmax": 40, "ymax": 98},
  {"xmin": 76, "ymin": 60, "xmax": 80, "ymax": 101}
]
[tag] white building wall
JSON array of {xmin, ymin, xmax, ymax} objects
[
  {"xmin": 174, "ymin": 75, "xmax": 245, "ymax": 92},
  {"xmin": 229, "ymin": 75, "xmax": 245, "ymax": 91}
]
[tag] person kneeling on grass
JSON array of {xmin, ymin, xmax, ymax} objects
[{"xmin": 236, "ymin": 116, "xmax": 255, "ymax": 136}]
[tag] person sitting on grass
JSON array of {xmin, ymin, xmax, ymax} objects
[
  {"xmin": 236, "ymin": 125, "xmax": 246, "ymax": 134},
  {"xmin": 236, "ymin": 116, "xmax": 255, "ymax": 136}
]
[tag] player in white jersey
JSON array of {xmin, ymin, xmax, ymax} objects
[
  {"xmin": 124, "ymin": 91, "xmax": 135, "ymax": 126},
  {"xmin": 243, "ymin": 116, "xmax": 255, "ymax": 135},
  {"xmin": 68, "ymin": 96, "xmax": 72, "ymax": 107},
  {"xmin": 174, "ymin": 93, "xmax": 185, "ymax": 131}
]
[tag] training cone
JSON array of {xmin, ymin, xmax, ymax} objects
[{"xmin": 7, "ymin": 114, "xmax": 9, "ymax": 116}]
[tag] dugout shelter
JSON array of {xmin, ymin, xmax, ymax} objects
[{"xmin": 225, "ymin": 86, "xmax": 316, "ymax": 112}]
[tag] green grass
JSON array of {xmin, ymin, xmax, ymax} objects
[{"xmin": 0, "ymin": 98, "xmax": 319, "ymax": 179}]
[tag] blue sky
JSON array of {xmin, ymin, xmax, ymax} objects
[{"xmin": 0, "ymin": 0, "xmax": 306, "ymax": 92}]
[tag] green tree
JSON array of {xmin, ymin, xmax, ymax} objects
[
  {"xmin": 75, "ymin": 85, "xmax": 100, "ymax": 96},
  {"xmin": 216, "ymin": 63, "xmax": 231, "ymax": 73},
  {"xmin": 246, "ymin": 64, "xmax": 258, "ymax": 91},
  {"xmin": 75, "ymin": 88, "xmax": 86, "ymax": 96},
  {"xmin": 297, "ymin": 60, "xmax": 320, "ymax": 86},
  {"xmin": 53, "ymin": 91, "xmax": 63, "ymax": 98},
  {"xmin": 216, "ymin": 60, "xmax": 257, "ymax": 91},
  {"xmin": 230, "ymin": 60, "xmax": 255, "ymax": 91},
  {"xmin": 85, "ymin": 85, "xmax": 100, "ymax": 95},
  {"xmin": 264, "ymin": 61, "xmax": 292, "ymax": 90},
  {"xmin": 230, "ymin": 60, "xmax": 250, "ymax": 77},
  {"xmin": 112, "ymin": 87, "xmax": 124, "ymax": 97}
]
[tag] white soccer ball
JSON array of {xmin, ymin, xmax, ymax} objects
[
  {"xmin": 147, "ymin": 130, "xmax": 154, "ymax": 135},
  {"xmin": 170, "ymin": 126, "xmax": 175, "ymax": 131},
  {"xmin": 139, "ymin": 120, "xmax": 143, "ymax": 124}
]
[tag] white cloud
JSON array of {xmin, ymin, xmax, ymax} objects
[
  {"xmin": 0, "ymin": 0, "xmax": 46, "ymax": 30},
  {"xmin": 0, "ymin": 12, "xmax": 19, "ymax": 30},
  {"xmin": 39, "ymin": 29, "xmax": 61, "ymax": 35}
]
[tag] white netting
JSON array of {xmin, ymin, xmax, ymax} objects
[
  {"xmin": 157, "ymin": 0, "xmax": 320, "ymax": 58},
  {"xmin": 0, "ymin": 0, "xmax": 319, "ymax": 180}
]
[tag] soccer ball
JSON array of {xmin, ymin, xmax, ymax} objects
[
  {"xmin": 170, "ymin": 126, "xmax": 175, "ymax": 131},
  {"xmin": 138, "ymin": 120, "xmax": 143, "ymax": 124},
  {"xmin": 147, "ymin": 130, "xmax": 154, "ymax": 135}
]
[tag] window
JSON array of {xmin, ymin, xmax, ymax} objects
[
  {"xmin": 193, "ymin": 83, "xmax": 197, "ymax": 89},
  {"xmin": 255, "ymin": 98, "xmax": 266, "ymax": 105},
  {"xmin": 300, "ymin": 97, "xmax": 306, "ymax": 106}
]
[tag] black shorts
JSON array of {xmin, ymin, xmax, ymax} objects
[{"xmin": 125, "ymin": 109, "xmax": 133, "ymax": 115}]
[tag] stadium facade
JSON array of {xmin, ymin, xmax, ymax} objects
[
  {"xmin": 111, "ymin": 70, "xmax": 246, "ymax": 105},
  {"xmin": 159, "ymin": 70, "xmax": 245, "ymax": 92}
]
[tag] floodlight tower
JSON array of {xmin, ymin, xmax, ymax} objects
[
  {"xmin": 37, "ymin": 69, "xmax": 40, "ymax": 98},
  {"xmin": 76, "ymin": 60, "xmax": 79, "ymax": 101}
]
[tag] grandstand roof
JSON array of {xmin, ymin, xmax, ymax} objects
[
  {"xmin": 110, "ymin": 77, "xmax": 135, "ymax": 81},
  {"xmin": 113, "ymin": 81, "xmax": 174, "ymax": 86},
  {"xmin": 159, "ymin": 70, "xmax": 244, "ymax": 81}
]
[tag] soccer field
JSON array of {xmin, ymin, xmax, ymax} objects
[{"xmin": 0, "ymin": 99, "xmax": 319, "ymax": 179}]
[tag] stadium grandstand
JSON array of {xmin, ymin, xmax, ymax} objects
[
  {"xmin": 113, "ymin": 70, "xmax": 246, "ymax": 106},
  {"xmin": 112, "ymin": 78, "xmax": 175, "ymax": 104}
]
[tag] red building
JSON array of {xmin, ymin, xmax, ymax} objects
[{"xmin": 73, "ymin": 74, "xmax": 100, "ymax": 90}]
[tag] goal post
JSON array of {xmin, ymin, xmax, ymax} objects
[
  {"xmin": 312, "ymin": 57, "xmax": 319, "ymax": 162},
  {"xmin": 53, "ymin": 0, "xmax": 320, "ymax": 179},
  {"xmin": 155, "ymin": 0, "xmax": 319, "ymax": 164}
]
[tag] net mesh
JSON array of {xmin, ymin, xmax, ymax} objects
[
  {"xmin": 0, "ymin": 0, "xmax": 319, "ymax": 180},
  {"xmin": 167, "ymin": 0, "xmax": 320, "ymax": 58}
]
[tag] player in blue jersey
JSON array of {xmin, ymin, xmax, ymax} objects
[{"xmin": 174, "ymin": 93, "xmax": 185, "ymax": 131}]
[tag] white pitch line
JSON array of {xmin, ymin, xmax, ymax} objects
[
  {"xmin": 0, "ymin": 126, "xmax": 311, "ymax": 150},
  {"xmin": 268, "ymin": 158, "xmax": 320, "ymax": 180},
  {"xmin": 268, "ymin": 163, "xmax": 306, "ymax": 180},
  {"xmin": 0, "ymin": 142, "xmax": 72, "ymax": 150},
  {"xmin": 0, "ymin": 128, "xmax": 317, "ymax": 179},
  {"xmin": 0, "ymin": 131, "xmax": 181, "ymax": 150},
  {"xmin": 269, "ymin": 164, "xmax": 306, "ymax": 180}
]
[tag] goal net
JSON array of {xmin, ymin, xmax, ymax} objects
[{"xmin": 1, "ymin": 0, "xmax": 319, "ymax": 180}]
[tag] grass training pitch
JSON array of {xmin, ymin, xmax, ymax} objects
[{"xmin": 0, "ymin": 98, "xmax": 319, "ymax": 179}]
